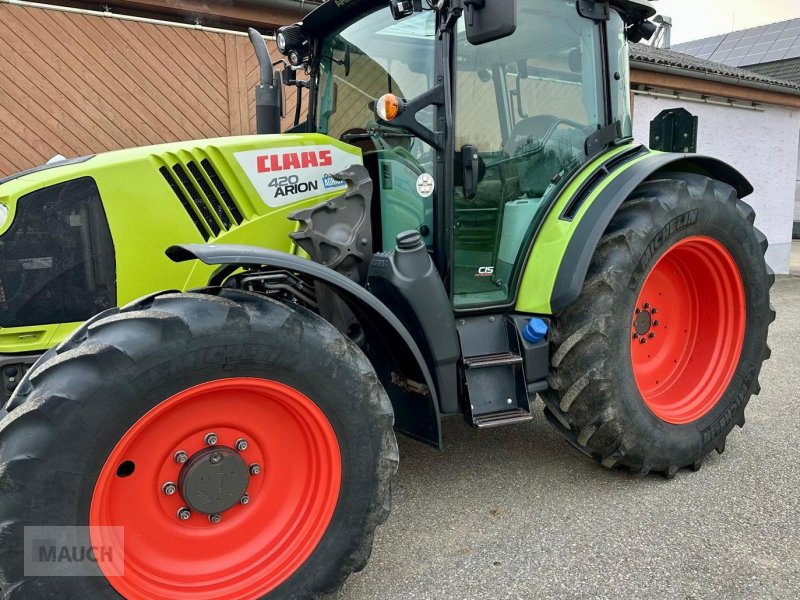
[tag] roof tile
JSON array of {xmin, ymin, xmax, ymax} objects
[{"xmin": 629, "ymin": 43, "xmax": 800, "ymax": 92}]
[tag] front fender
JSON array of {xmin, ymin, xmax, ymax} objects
[{"xmin": 167, "ymin": 243, "xmax": 442, "ymax": 448}]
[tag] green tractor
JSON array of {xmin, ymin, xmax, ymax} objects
[{"xmin": 0, "ymin": 1, "xmax": 774, "ymax": 598}]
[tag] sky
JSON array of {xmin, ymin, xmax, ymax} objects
[{"xmin": 652, "ymin": 0, "xmax": 800, "ymax": 44}]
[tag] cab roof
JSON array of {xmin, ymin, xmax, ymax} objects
[{"xmin": 301, "ymin": 0, "xmax": 656, "ymax": 37}]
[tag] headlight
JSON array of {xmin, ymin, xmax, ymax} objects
[
  {"xmin": 276, "ymin": 25, "xmax": 310, "ymax": 65},
  {"xmin": 0, "ymin": 203, "xmax": 8, "ymax": 229}
]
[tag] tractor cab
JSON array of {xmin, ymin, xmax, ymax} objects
[{"xmin": 282, "ymin": 0, "xmax": 646, "ymax": 309}]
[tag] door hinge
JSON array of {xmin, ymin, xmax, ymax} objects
[{"xmin": 584, "ymin": 121, "xmax": 622, "ymax": 158}]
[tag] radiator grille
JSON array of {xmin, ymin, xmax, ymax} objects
[{"xmin": 159, "ymin": 158, "xmax": 244, "ymax": 240}]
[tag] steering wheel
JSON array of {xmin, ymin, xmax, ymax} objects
[{"xmin": 496, "ymin": 115, "xmax": 588, "ymax": 167}]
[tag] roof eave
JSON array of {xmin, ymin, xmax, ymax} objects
[{"xmin": 630, "ymin": 59, "xmax": 800, "ymax": 98}]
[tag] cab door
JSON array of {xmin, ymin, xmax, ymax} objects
[{"xmin": 452, "ymin": 1, "xmax": 606, "ymax": 309}]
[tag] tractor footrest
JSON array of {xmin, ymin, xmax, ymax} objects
[
  {"xmin": 463, "ymin": 352, "xmax": 523, "ymax": 369},
  {"xmin": 474, "ymin": 408, "xmax": 533, "ymax": 429}
]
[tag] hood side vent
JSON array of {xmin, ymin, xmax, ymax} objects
[
  {"xmin": 172, "ymin": 164, "xmax": 221, "ymax": 237},
  {"xmin": 159, "ymin": 166, "xmax": 210, "ymax": 241},
  {"xmin": 157, "ymin": 154, "xmax": 246, "ymax": 240},
  {"xmin": 201, "ymin": 159, "xmax": 244, "ymax": 225},
  {"xmin": 186, "ymin": 161, "xmax": 233, "ymax": 229}
]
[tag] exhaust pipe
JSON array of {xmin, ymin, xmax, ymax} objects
[{"xmin": 248, "ymin": 28, "xmax": 283, "ymax": 135}]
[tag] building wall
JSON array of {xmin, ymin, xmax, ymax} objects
[
  {"xmin": 632, "ymin": 95, "xmax": 800, "ymax": 273},
  {"xmin": 795, "ymin": 130, "xmax": 800, "ymax": 235},
  {"xmin": 0, "ymin": 3, "xmax": 304, "ymax": 178}
]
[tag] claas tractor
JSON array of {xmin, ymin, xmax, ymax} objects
[{"xmin": 0, "ymin": 1, "xmax": 774, "ymax": 598}]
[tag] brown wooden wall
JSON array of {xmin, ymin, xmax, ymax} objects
[{"xmin": 0, "ymin": 4, "xmax": 305, "ymax": 178}]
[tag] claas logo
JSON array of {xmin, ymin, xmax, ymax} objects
[{"xmin": 257, "ymin": 150, "xmax": 333, "ymax": 173}]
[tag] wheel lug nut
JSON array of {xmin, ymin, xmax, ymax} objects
[
  {"xmin": 639, "ymin": 338, "xmax": 647, "ymax": 344},
  {"xmin": 240, "ymin": 493, "xmax": 250, "ymax": 505},
  {"xmin": 643, "ymin": 303, "xmax": 650, "ymax": 309},
  {"xmin": 235, "ymin": 438, "xmax": 248, "ymax": 452},
  {"xmin": 635, "ymin": 308, "xmax": 641, "ymax": 314},
  {"xmin": 632, "ymin": 333, "xmax": 639, "ymax": 339},
  {"xmin": 162, "ymin": 482, "xmax": 177, "ymax": 496},
  {"xmin": 204, "ymin": 432, "xmax": 218, "ymax": 446},
  {"xmin": 209, "ymin": 513, "xmax": 222, "ymax": 524},
  {"xmin": 651, "ymin": 308, "xmax": 657, "ymax": 314},
  {"xmin": 649, "ymin": 333, "xmax": 655, "ymax": 339},
  {"xmin": 249, "ymin": 463, "xmax": 261, "ymax": 476},
  {"xmin": 210, "ymin": 452, "xmax": 223, "ymax": 465},
  {"xmin": 653, "ymin": 320, "xmax": 660, "ymax": 326},
  {"xmin": 177, "ymin": 507, "xmax": 191, "ymax": 520},
  {"xmin": 174, "ymin": 450, "xmax": 188, "ymax": 464}
]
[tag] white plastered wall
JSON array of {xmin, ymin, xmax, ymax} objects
[{"xmin": 632, "ymin": 94, "xmax": 800, "ymax": 273}]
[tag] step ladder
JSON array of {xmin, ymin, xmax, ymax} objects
[{"xmin": 458, "ymin": 317, "xmax": 533, "ymax": 428}]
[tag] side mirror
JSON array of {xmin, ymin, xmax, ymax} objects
[{"xmin": 464, "ymin": 0, "xmax": 517, "ymax": 46}]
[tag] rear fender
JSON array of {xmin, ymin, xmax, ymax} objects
[
  {"xmin": 516, "ymin": 149, "xmax": 752, "ymax": 315},
  {"xmin": 167, "ymin": 243, "xmax": 442, "ymax": 448}
]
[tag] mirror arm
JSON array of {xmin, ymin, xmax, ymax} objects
[
  {"xmin": 375, "ymin": 85, "xmax": 446, "ymax": 151},
  {"xmin": 461, "ymin": 0, "xmax": 485, "ymax": 26}
]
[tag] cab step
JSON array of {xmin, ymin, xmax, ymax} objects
[
  {"xmin": 457, "ymin": 315, "xmax": 532, "ymax": 427},
  {"xmin": 473, "ymin": 408, "xmax": 533, "ymax": 429},
  {"xmin": 463, "ymin": 352, "xmax": 523, "ymax": 369}
]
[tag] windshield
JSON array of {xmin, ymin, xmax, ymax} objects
[
  {"xmin": 317, "ymin": 8, "xmax": 438, "ymax": 251},
  {"xmin": 317, "ymin": 9, "xmax": 436, "ymax": 145}
]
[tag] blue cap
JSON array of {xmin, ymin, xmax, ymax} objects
[{"xmin": 523, "ymin": 318, "xmax": 549, "ymax": 344}]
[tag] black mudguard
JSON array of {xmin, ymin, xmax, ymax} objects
[
  {"xmin": 167, "ymin": 243, "xmax": 443, "ymax": 448},
  {"xmin": 550, "ymin": 152, "xmax": 753, "ymax": 313}
]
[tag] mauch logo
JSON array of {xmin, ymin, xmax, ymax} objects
[
  {"xmin": 24, "ymin": 526, "xmax": 124, "ymax": 577},
  {"xmin": 35, "ymin": 541, "xmax": 114, "ymax": 564},
  {"xmin": 257, "ymin": 150, "xmax": 333, "ymax": 173}
]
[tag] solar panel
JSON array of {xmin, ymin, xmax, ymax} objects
[
  {"xmin": 771, "ymin": 38, "xmax": 794, "ymax": 51},
  {"xmin": 675, "ymin": 18, "xmax": 800, "ymax": 67},
  {"xmin": 763, "ymin": 50, "xmax": 789, "ymax": 63}
]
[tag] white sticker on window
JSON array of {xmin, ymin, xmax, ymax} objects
[
  {"xmin": 416, "ymin": 173, "xmax": 435, "ymax": 198},
  {"xmin": 234, "ymin": 144, "xmax": 360, "ymax": 208}
]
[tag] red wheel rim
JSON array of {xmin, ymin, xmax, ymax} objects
[
  {"xmin": 631, "ymin": 236, "xmax": 746, "ymax": 424},
  {"xmin": 90, "ymin": 378, "xmax": 341, "ymax": 600}
]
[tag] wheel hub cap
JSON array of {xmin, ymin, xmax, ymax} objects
[
  {"xmin": 633, "ymin": 308, "xmax": 653, "ymax": 336},
  {"xmin": 179, "ymin": 447, "xmax": 250, "ymax": 514}
]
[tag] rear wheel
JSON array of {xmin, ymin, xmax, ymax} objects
[
  {"xmin": 543, "ymin": 173, "xmax": 774, "ymax": 477},
  {"xmin": 0, "ymin": 289, "xmax": 398, "ymax": 599}
]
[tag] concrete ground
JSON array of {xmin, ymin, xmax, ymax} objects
[
  {"xmin": 791, "ymin": 240, "xmax": 800, "ymax": 276},
  {"xmin": 339, "ymin": 277, "xmax": 800, "ymax": 600}
]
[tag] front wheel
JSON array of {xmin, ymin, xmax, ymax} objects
[
  {"xmin": 543, "ymin": 173, "xmax": 774, "ymax": 477},
  {"xmin": 0, "ymin": 289, "xmax": 398, "ymax": 599}
]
